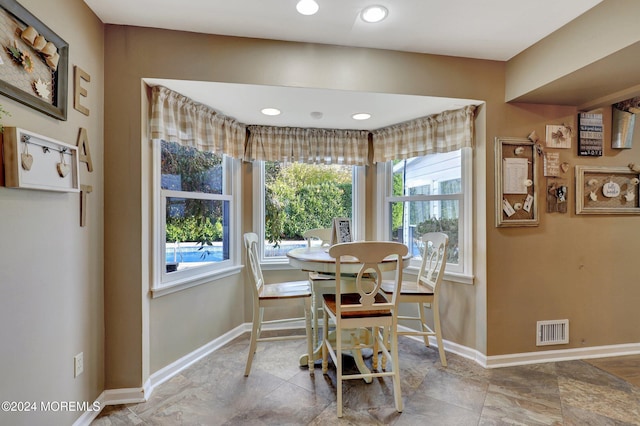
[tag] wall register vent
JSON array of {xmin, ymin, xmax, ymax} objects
[{"xmin": 536, "ymin": 319, "xmax": 569, "ymax": 346}]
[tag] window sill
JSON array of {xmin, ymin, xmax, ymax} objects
[
  {"xmin": 151, "ymin": 265, "xmax": 244, "ymax": 298},
  {"xmin": 403, "ymin": 265, "xmax": 474, "ymax": 285}
]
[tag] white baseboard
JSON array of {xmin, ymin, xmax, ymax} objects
[
  {"xmin": 76, "ymin": 323, "xmax": 640, "ymax": 425},
  {"xmin": 145, "ymin": 323, "xmax": 248, "ymax": 396},
  {"xmin": 484, "ymin": 342, "xmax": 640, "ymax": 368},
  {"xmin": 397, "ymin": 325, "xmax": 485, "ymax": 365},
  {"xmin": 74, "ymin": 323, "xmax": 248, "ymax": 425},
  {"xmin": 396, "ymin": 325, "xmax": 640, "ymax": 369},
  {"xmin": 72, "ymin": 389, "xmax": 144, "ymax": 426}
]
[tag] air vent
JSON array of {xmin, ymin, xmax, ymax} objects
[{"xmin": 536, "ymin": 319, "xmax": 569, "ymax": 346}]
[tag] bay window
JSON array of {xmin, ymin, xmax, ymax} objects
[{"xmin": 380, "ymin": 148, "xmax": 473, "ymax": 282}]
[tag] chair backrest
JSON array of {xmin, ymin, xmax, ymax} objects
[
  {"xmin": 303, "ymin": 228, "xmax": 332, "ymax": 247},
  {"xmin": 416, "ymin": 232, "xmax": 448, "ymax": 295},
  {"xmin": 329, "ymin": 241, "xmax": 408, "ymax": 316},
  {"xmin": 243, "ymin": 232, "xmax": 264, "ymax": 298}
]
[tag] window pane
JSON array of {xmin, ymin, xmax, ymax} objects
[
  {"xmin": 392, "ymin": 151, "xmax": 462, "ymax": 196},
  {"xmin": 264, "ymin": 162, "xmax": 352, "ymax": 257},
  {"xmin": 161, "ymin": 141, "xmax": 223, "ymax": 194},
  {"xmin": 389, "ymin": 200, "xmax": 459, "ymax": 264},
  {"xmin": 165, "ymin": 197, "xmax": 230, "ymax": 272}
]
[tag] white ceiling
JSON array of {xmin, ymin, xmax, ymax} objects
[
  {"xmin": 86, "ymin": 0, "xmax": 602, "ymax": 129},
  {"xmin": 143, "ymin": 79, "xmax": 480, "ymax": 130}
]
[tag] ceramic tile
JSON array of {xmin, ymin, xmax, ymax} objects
[{"xmin": 93, "ymin": 334, "xmax": 640, "ymax": 425}]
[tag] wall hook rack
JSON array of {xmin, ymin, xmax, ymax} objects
[{"xmin": 2, "ymin": 127, "xmax": 80, "ymax": 192}]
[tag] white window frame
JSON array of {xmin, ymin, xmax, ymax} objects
[
  {"xmin": 377, "ymin": 147, "xmax": 473, "ymax": 284},
  {"xmin": 151, "ymin": 140, "xmax": 242, "ymax": 297},
  {"xmin": 253, "ymin": 161, "xmax": 365, "ymax": 269}
]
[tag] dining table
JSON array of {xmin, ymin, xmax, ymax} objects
[{"xmin": 287, "ymin": 245, "xmax": 410, "ymax": 379}]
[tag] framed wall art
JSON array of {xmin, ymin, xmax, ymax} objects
[
  {"xmin": 577, "ymin": 112, "xmax": 603, "ymax": 156},
  {"xmin": 0, "ymin": 0, "xmax": 68, "ymax": 120},
  {"xmin": 575, "ymin": 165, "xmax": 640, "ymax": 214},
  {"xmin": 495, "ymin": 137, "xmax": 539, "ymax": 227},
  {"xmin": 545, "ymin": 124, "xmax": 572, "ymax": 149},
  {"xmin": 330, "ymin": 217, "xmax": 352, "ymax": 245},
  {"xmin": 1, "ymin": 126, "xmax": 79, "ymax": 192}
]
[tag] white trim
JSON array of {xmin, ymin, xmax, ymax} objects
[
  {"xmin": 397, "ymin": 325, "xmax": 483, "ymax": 365},
  {"xmin": 71, "ymin": 392, "xmax": 107, "ymax": 426},
  {"xmin": 71, "ymin": 388, "xmax": 146, "ymax": 426},
  {"xmin": 378, "ymin": 149, "xmax": 473, "ymax": 277},
  {"xmin": 460, "ymin": 146, "xmax": 473, "ymax": 277},
  {"xmin": 484, "ymin": 342, "xmax": 640, "ymax": 368},
  {"xmin": 396, "ymin": 325, "xmax": 640, "ymax": 369},
  {"xmin": 403, "ymin": 265, "xmax": 474, "ymax": 286},
  {"xmin": 101, "ymin": 387, "xmax": 147, "ymax": 405},
  {"xmin": 151, "ymin": 141, "xmax": 242, "ymax": 293},
  {"xmin": 252, "ymin": 160, "xmax": 267, "ymax": 258},
  {"xmin": 352, "ymin": 166, "xmax": 365, "ymax": 241},
  {"xmin": 151, "ymin": 265, "xmax": 244, "ymax": 297},
  {"xmin": 145, "ymin": 324, "xmax": 248, "ymax": 394}
]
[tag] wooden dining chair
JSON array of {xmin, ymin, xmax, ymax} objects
[
  {"xmin": 243, "ymin": 232, "xmax": 314, "ymax": 376},
  {"xmin": 321, "ymin": 241, "xmax": 408, "ymax": 417},
  {"xmin": 381, "ymin": 232, "xmax": 449, "ymax": 366},
  {"xmin": 303, "ymin": 228, "xmax": 335, "ymax": 349}
]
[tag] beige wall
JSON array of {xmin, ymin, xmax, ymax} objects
[
  {"xmin": 0, "ymin": 1, "xmax": 104, "ymax": 425},
  {"xmin": 103, "ymin": 26, "xmax": 503, "ymax": 387},
  {"xmin": 487, "ymin": 104, "xmax": 640, "ymax": 355},
  {"xmin": 1, "ymin": 2, "xmax": 638, "ymax": 422},
  {"xmin": 105, "ymin": 25, "xmax": 640, "ymax": 386},
  {"xmin": 103, "ymin": 3, "xmax": 638, "ymax": 393}
]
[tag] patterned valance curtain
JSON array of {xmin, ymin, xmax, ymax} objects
[
  {"xmin": 150, "ymin": 85, "xmax": 476, "ymax": 164},
  {"xmin": 149, "ymin": 85, "xmax": 246, "ymax": 159},
  {"xmin": 371, "ymin": 105, "xmax": 476, "ymax": 163},
  {"xmin": 245, "ymin": 125, "xmax": 370, "ymax": 166}
]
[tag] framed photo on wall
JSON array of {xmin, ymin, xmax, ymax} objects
[
  {"xmin": 0, "ymin": 0, "xmax": 68, "ymax": 120},
  {"xmin": 330, "ymin": 217, "xmax": 352, "ymax": 245}
]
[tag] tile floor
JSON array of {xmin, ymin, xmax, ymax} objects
[{"xmin": 93, "ymin": 332, "xmax": 640, "ymax": 425}]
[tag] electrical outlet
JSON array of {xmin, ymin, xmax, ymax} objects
[{"xmin": 74, "ymin": 352, "xmax": 84, "ymax": 377}]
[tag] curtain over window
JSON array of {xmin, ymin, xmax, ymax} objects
[
  {"xmin": 150, "ymin": 85, "xmax": 246, "ymax": 159},
  {"xmin": 151, "ymin": 85, "xmax": 476, "ymax": 165},
  {"xmin": 371, "ymin": 105, "xmax": 476, "ymax": 163},
  {"xmin": 245, "ymin": 125, "xmax": 370, "ymax": 166}
]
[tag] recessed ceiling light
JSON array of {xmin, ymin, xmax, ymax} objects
[
  {"xmin": 352, "ymin": 113, "xmax": 371, "ymax": 121},
  {"xmin": 296, "ymin": 0, "xmax": 319, "ymax": 16},
  {"xmin": 361, "ymin": 5, "xmax": 388, "ymax": 23},
  {"xmin": 261, "ymin": 107, "xmax": 281, "ymax": 116}
]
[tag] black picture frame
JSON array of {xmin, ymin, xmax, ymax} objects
[{"xmin": 0, "ymin": 0, "xmax": 68, "ymax": 120}]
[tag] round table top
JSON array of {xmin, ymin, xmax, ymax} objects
[{"xmin": 287, "ymin": 246, "xmax": 409, "ymax": 274}]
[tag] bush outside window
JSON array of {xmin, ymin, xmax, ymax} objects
[
  {"xmin": 156, "ymin": 140, "xmax": 234, "ymax": 288},
  {"xmin": 257, "ymin": 161, "xmax": 357, "ymax": 260}
]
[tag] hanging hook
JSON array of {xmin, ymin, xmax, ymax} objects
[{"xmin": 42, "ymin": 146, "xmax": 50, "ymax": 154}]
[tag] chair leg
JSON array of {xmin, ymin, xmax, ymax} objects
[
  {"xmin": 311, "ymin": 281, "xmax": 317, "ymax": 350},
  {"xmin": 321, "ymin": 308, "xmax": 329, "ymax": 374},
  {"xmin": 390, "ymin": 329, "xmax": 403, "ymax": 413},
  {"xmin": 304, "ymin": 298, "xmax": 314, "ymax": 375},
  {"xmin": 336, "ymin": 323, "xmax": 343, "ymax": 418},
  {"xmin": 244, "ymin": 305, "xmax": 261, "ymax": 377},
  {"xmin": 433, "ymin": 302, "xmax": 447, "ymax": 367},
  {"xmin": 372, "ymin": 326, "xmax": 379, "ymax": 370},
  {"xmin": 381, "ymin": 325, "xmax": 389, "ymax": 371},
  {"xmin": 418, "ymin": 302, "xmax": 430, "ymax": 347}
]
